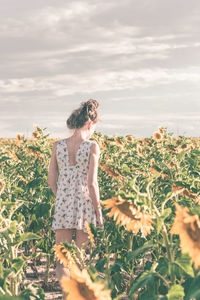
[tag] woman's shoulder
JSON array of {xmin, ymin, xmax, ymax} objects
[
  {"xmin": 89, "ymin": 140, "xmax": 101, "ymax": 154},
  {"xmin": 52, "ymin": 139, "xmax": 63, "ymax": 149},
  {"xmin": 54, "ymin": 139, "xmax": 62, "ymax": 145},
  {"xmin": 89, "ymin": 139, "xmax": 100, "ymax": 147}
]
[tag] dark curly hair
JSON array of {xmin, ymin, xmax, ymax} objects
[{"xmin": 66, "ymin": 99, "xmax": 100, "ymax": 129}]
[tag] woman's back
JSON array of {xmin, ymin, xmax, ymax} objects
[
  {"xmin": 56, "ymin": 138, "xmax": 92, "ymax": 172},
  {"xmin": 51, "ymin": 138, "xmax": 99, "ymax": 233}
]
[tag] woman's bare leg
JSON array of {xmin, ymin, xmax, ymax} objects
[
  {"xmin": 75, "ymin": 229, "xmax": 90, "ymax": 268},
  {"xmin": 55, "ymin": 229, "xmax": 73, "ymax": 299},
  {"xmin": 76, "ymin": 229, "xmax": 89, "ymax": 250}
]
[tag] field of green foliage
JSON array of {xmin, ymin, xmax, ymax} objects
[{"xmin": 0, "ymin": 126, "xmax": 200, "ymax": 300}]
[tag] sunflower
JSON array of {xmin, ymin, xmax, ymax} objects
[
  {"xmin": 106, "ymin": 138, "xmax": 124, "ymax": 150},
  {"xmin": 101, "ymin": 196, "xmax": 154, "ymax": 237},
  {"xmin": 167, "ymin": 145, "xmax": 178, "ymax": 153},
  {"xmin": 181, "ymin": 143, "xmax": 188, "ymax": 149},
  {"xmin": 144, "ymin": 138, "xmax": 152, "ymax": 145},
  {"xmin": 0, "ymin": 180, "xmax": 5, "ymax": 195},
  {"xmin": 177, "ymin": 144, "xmax": 191, "ymax": 153},
  {"xmin": 167, "ymin": 161, "xmax": 178, "ymax": 169},
  {"xmin": 126, "ymin": 135, "xmax": 134, "ymax": 142},
  {"xmin": 149, "ymin": 166, "xmax": 168, "ymax": 179},
  {"xmin": 172, "ymin": 183, "xmax": 184, "ymax": 192},
  {"xmin": 6, "ymin": 151, "xmax": 20, "ymax": 162},
  {"xmin": 158, "ymin": 127, "xmax": 164, "ymax": 134},
  {"xmin": 54, "ymin": 244, "xmax": 75, "ymax": 268},
  {"xmin": 114, "ymin": 137, "xmax": 124, "ymax": 146},
  {"xmin": 150, "ymin": 158, "xmax": 155, "ymax": 166},
  {"xmin": 17, "ymin": 174, "xmax": 28, "ymax": 184},
  {"xmin": 193, "ymin": 195, "xmax": 200, "ymax": 205},
  {"xmin": 161, "ymin": 172, "xmax": 169, "ymax": 179},
  {"xmin": 60, "ymin": 263, "xmax": 112, "ymax": 300},
  {"xmin": 171, "ymin": 203, "xmax": 200, "ymax": 269},
  {"xmin": 153, "ymin": 131, "xmax": 164, "ymax": 141},
  {"xmin": 131, "ymin": 165, "xmax": 136, "ymax": 169},
  {"xmin": 171, "ymin": 184, "xmax": 200, "ymax": 204},
  {"xmin": 32, "ymin": 126, "xmax": 40, "ymax": 139},
  {"xmin": 136, "ymin": 144, "xmax": 143, "ymax": 157},
  {"xmin": 135, "ymin": 169, "xmax": 147, "ymax": 175},
  {"xmin": 181, "ymin": 189, "xmax": 200, "ymax": 205},
  {"xmin": 101, "ymin": 165, "xmax": 122, "ymax": 181},
  {"xmin": 84, "ymin": 221, "xmax": 95, "ymax": 246},
  {"xmin": 32, "ymin": 131, "xmax": 39, "ymax": 138},
  {"xmin": 149, "ymin": 167, "xmax": 160, "ymax": 175},
  {"xmin": 99, "ymin": 140, "xmax": 107, "ymax": 150},
  {"xmin": 16, "ymin": 133, "xmax": 22, "ymax": 141},
  {"xmin": 29, "ymin": 148, "xmax": 40, "ymax": 158}
]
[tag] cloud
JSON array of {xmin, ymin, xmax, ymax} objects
[
  {"xmin": 0, "ymin": 0, "xmax": 200, "ymax": 138},
  {"xmin": 99, "ymin": 123, "xmax": 128, "ymax": 129},
  {"xmin": 0, "ymin": 1, "xmax": 126, "ymax": 38},
  {"xmin": 101, "ymin": 112, "xmax": 200, "ymax": 121},
  {"xmin": 1, "ymin": 66, "xmax": 200, "ymax": 95}
]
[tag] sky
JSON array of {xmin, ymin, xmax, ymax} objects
[{"xmin": 0, "ymin": 0, "xmax": 200, "ymax": 139}]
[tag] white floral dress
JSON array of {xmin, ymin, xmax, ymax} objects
[{"xmin": 51, "ymin": 139, "xmax": 97, "ymax": 233}]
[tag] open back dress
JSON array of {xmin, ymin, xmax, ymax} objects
[{"xmin": 51, "ymin": 138, "xmax": 97, "ymax": 233}]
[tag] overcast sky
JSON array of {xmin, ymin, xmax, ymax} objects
[{"xmin": 0, "ymin": 0, "xmax": 200, "ymax": 139}]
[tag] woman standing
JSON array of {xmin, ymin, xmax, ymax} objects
[{"xmin": 47, "ymin": 99, "xmax": 103, "ymax": 289}]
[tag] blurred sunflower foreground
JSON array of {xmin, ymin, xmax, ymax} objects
[
  {"xmin": 54, "ymin": 244, "xmax": 112, "ymax": 300},
  {"xmin": 84, "ymin": 220, "xmax": 95, "ymax": 246},
  {"xmin": 171, "ymin": 203, "xmax": 200, "ymax": 269},
  {"xmin": 101, "ymin": 195, "xmax": 154, "ymax": 237}
]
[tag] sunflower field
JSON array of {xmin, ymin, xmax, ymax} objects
[{"xmin": 0, "ymin": 126, "xmax": 200, "ymax": 300}]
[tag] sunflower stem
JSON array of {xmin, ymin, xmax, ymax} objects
[
  {"xmin": 128, "ymin": 232, "xmax": 133, "ymax": 251},
  {"xmin": 153, "ymin": 204, "xmax": 174, "ymax": 282},
  {"xmin": 103, "ymin": 229, "xmax": 111, "ymax": 283},
  {"xmin": 146, "ymin": 179, "xmax": 154, "ymax": 214}
]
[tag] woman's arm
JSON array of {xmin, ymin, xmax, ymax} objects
[
  {"xmin": 87, "ymin": 141, "xmax": 101, "ymax": 214},
  {"xmin": 48, "ymin": 142, "xmax": 59, "ymax": 197}
]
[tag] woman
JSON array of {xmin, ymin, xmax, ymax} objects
[{"xmin": 47, "ymin": 99, "xmax": 103, "ymax": 288}]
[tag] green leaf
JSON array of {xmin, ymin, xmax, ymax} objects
[
  {"xmin": 35, "ymin": 203, "xmax": 51, "ymax": 218},
  {"xmin": 90, "ymin": 247, "xmax": 100, "ymax": 259},
  {"xmin": 27, "ymin": 179, "xmax": 41, "ymax": 189},
  {"xmin": 177, "ymin": 151, "xmax": 186, "ymax": 160},
  {"xmin": 20, "ymin": 232, "xmax": 41, "ymax": 242},
  {"xmin": 27, "ymin": 145, "xmax": 42, "ymax": 152},
  {"xmin": 113, "ymin": 272, "xmax": 123, "ymax": 290},
  {"xmin": 11, "ymin": 257, "xmax": 25, "ymax": 273},
  {"xmin": 0, "ymin": 262, "xmax": 4, "ymax": 278},
  {"xmin": 127, "ymin": 243, "xmax": 153, "ymax": 261},
  {"xmin": 156, "ymin": 257, "xmax": 169, "ymax": 276},
  {"xmin": 157, "ymin": 208, "xmax": 171, "ymax": 234},
  {"xmin": 14, "ymin": 232, "xmax": 41, "ymax": 245},
  {"xmin": 0, "ymin": 156, "xmax": 11, "ymax": 162},
  {"xmin": 185, "ymin": 276, "xmax": 200, "ymax": 300},
  {"xmin": 129, "ymin": 271, "xmax": 155, "ymax": 297},
  {"xmin": 19, "ymin": 283, "xmax": 45, "ymax": 300},
  {"xmin": 8, "ymin": 221, "xmax": 17, "ymax": 234},
  {"xmin": 167, "ymin": 284, "xmax": 184, "ymax": 300},
  {"xmin": 121, "ymin": 163, "xmax": 131, "ymax": 173},
  {"xmin": 174, "ymin": 253, "xmax": 194, "ymax": 278},
  {"xmin": 95, "ymin": 258, "xmax": 107, "ymax": 272},
  {"xmin": 0, "ymin": 297, "xmax": 23, "ymax": 300},
  {"xmin": 110, "ymin": 263, "xmax": 121, "ymax": 273}
]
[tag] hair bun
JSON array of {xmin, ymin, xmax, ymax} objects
[
  {"xmin": 83, "ymin": 99, "xmax": 99, "ymax": 113},
  {"xmin": 66, "ymin": 99, "xmax": 99, "ymax": 129}
]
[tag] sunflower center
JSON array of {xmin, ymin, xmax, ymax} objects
[
  {"xmin": 186, "ymin": 221, "xmax": 200, "ymax": 244},
  {"xmin": 117, "ymin": 202, "xmax": 138, "ymax": 219},
  {"xmin": 78, "ymin": 282, "xmax": 96, "ymax": 300}
]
